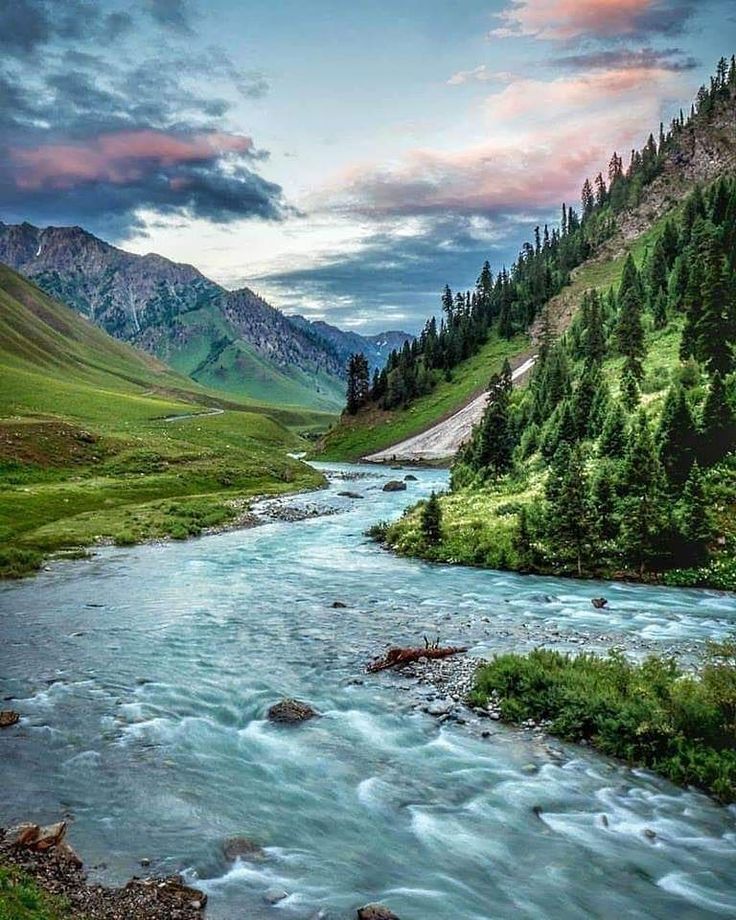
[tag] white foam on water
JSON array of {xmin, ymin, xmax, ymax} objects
[{"xmin": 657, "ymin": 871, "xmax": 736, "ymax": 914}]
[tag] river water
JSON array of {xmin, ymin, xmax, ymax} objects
[{"xmin": 1, "ymin": 463, "xmax": 735, "ymax": 919}]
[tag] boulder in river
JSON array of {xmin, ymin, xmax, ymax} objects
[
  {"xmin": 264, "ymin": 887, "xmax": 289, "ymax": 904},
  {"xmin": 223, "ymin": 836, "xmax": 266, "ymax": 862},
  {"xmin": 357, "ymin": 905, "xmax": 400, "ymax": 920},
  {"xmin": 382, "ymin": 481, "xmax": 407, "ymax": 492},
  {"xmin": 331, "ymin": 601, "xmax": 348, "ymax": 609},
  {"xmin": 338, "ymin": 491, "xmax": 363, "ymax": 499},
  {"xmin": 591, "ymin": 597, "xmax": 608, "ymax": 609},
  {"xmin": 403, "ymin": 474, "xmax": 418, "ymax": 481},
  {"xmin": 267, "ymin": 698, "xmax": 317, "ymax": 724},
  {"xmin": 0, "ymin": 710, "xmax": 20, "ymax": 728}
]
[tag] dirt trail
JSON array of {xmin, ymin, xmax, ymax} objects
[{"xmin": 364, "ymin": 355, "xmax": 537, "ymax": 464}]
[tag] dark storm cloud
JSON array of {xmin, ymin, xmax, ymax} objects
[
  {"xmin": 0, "ymin": 0, "xmax": 133, "ymax": 58},
  {"xmin": 0, "ymin": 0, "xmax": 284, "ymax": 236},
  {"xmin": 256, "ymin": 214, "xmax": 547, "ymax": 333},
  {"xmin": 556, "ymin": 47, "xmax": 699, "ymax": 72}
]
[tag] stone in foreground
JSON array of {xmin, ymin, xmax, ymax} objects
[
  {"xmin": 382, "ymin": 480, "xmax": 407, "ymax": 492},
  {"xmin": 267, "ymin": 698, "xmax": 317, "ymax": 724},
  {"xmin": 357, "ymin": 904, "xmax": 400, "ymax": 919},
  {"xmin": 222, "ymin": 836, "xmax": 266, "ymax": 862},
  {"xmin": 0, "ymin": 710, "xmax": 20, "ymax": 728}
]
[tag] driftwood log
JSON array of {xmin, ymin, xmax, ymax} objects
[{"xmin": 367, "ymin": 643, "xmax": 468, "ymax": 673}]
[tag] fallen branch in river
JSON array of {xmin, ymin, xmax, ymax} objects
[{"xmin": 367, "ymin": 644, "xmax": 468, "ymax": 672}]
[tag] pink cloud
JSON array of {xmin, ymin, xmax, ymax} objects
[
  {"xmin": 491, "ymin": 0, "xmax": 691, "ymax": 41},
  {"xmin": 321, "ymin": 62, "xmax": 687, "ymax": 218},
  {"xmin": 10, "ymin": 130, "xmax": 254, "ymax": 190}
]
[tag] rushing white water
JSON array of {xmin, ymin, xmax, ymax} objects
[{"xmin": 1, "ymin": 462, "xmax": 735, "ymax": 919}]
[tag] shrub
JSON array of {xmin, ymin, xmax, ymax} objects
[{"xmin": 471, "ymin": 645, "xmax": 736, "ymax": 803}]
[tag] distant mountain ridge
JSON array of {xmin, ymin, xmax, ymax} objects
[
  {"xmin": 0, "ymin": 222, "xmax": 410, "ymax": 410},
  {"xmin": 288, "ymin": 315, "xmax": 413, "ymax": 374}
]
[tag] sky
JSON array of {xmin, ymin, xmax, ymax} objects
[{"xmin": 1, "ymin": 1, "xmax": 735, "ymax": 333}]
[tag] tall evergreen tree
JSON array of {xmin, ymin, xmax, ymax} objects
[
  {"xmin": 677, "ymin": 462, "xmax": 711, "ymax": 565},
  {"xmin": 345, "ymin": 353, "xmax": 370, "ymax": 415},
  {"xmin": 544, "ymin": 442, "xmax": 593, "ymax": 575},
  {"xmin": 657, "ymin": 385, "xmax": 698, "ymax": 488},
  {"xmin": 619, "ymin": 412, "xmax": 669, "ymax": 573},
  {"xmin": 421, "ymin": 492, "xmax": 443, "ymax": 546},
  {"xmin": 700, "ymin": 372, "xmax": 736, "ymax": 466}
]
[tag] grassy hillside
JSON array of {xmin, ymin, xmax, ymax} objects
[
  {"xmin": 160, "ymin": 301, "xmax": 345, "ymax": 411},
  {"xmin": 0, "ymin": 266, "xmax": 327, "ymax": 577},
  {"xmin": 317, "ymin": 332, "xmax": 528, "ymax": 461}
]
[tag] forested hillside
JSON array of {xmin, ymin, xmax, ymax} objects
[
  {"xmin": 374, "ymin": 62, "xmax": 736, "ymax": 590},
  {"xmin": 321, "ymin": 58, "xmax": 736, "ymax": 462}
]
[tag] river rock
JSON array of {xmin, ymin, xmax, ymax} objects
[
  {"xmin": 223, "ymin": 836, "xmax": 266, "ymax": 862},
  {"xmin": 591, "ymin": 597, "xmax": 608, "ymax": 609},
  {"xmin": 264, "ymin": 887, "xmax": 289, "ymax": 904},
  {"xmin": 403, "ymin": 474, "xmax": 418, "ymax": 481},
  {"xmin": 382, "ymin": 481, "xmax": 406, "ymax": 492},
  {"xmin": 357, "ymin": 904, "xmax": 400, "ymax": 919},
  {"xmin": 338, "ymin": 491, "xmax": 363, "ymax": 499},
  {"xmin": 267, "ymin": 698, "xmax": 317, "ymax": 724},
  {"xmin": 331, "ymin": 601, "xmax": 348, "ymax": 609},
  {"xmin": 6, "ymin": 821, "xmax": 67, "ymax": 850},
  {"xmin": 0, "ymin": 710, "xmax": 20, "ymax": 728}
]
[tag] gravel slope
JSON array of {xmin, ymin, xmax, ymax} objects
[{"xmin": 364, "ymin": 355, "xmax": 537, "ymax": 463}]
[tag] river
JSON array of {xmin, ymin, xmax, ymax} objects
[{"xmin": 1, "ymin": 463, "xmax": 735, "ymax": 919}]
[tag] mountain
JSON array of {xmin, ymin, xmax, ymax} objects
[
  {"xmin": 0, "ymin": 263, "xmax": 326, "ymax": 576},
  {"xmin": 0, "ymin": 223, "xmax": 350, "ymax": 410},
  {"xmin": 288, "ymin": 315, "xmax": 413, "ymax": 373}
]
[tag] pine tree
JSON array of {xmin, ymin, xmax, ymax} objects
[
  {"xmin": 421, "ymin": 492, "xmax": 443, "ymax": 546},
  {"xmin": 598, "ymin": 402, "xmax": 628, "ymax": 458},
  {"xmin": 700, "ymin": 372, "xmax": 736, "ymax": 466},
  {"xmin": 616, "ymin": 255, "xmax": 645, "ymax": 376},
  {"xmin": 696, "ymin": 240, "xmax": 735, "ymax": 375},
  {"xmin": 619, "ymin": 412, "xmax": 669, "ymax": 574},
  {"xmin": 677, "ymin": 462, "xmax": 711, "ymax": 565},
  {"xmin": 590, "ymin": 460, "xmax": 619, "ymax": 542},
  {"xmin": 657, "ymin": 385, "xmax": 698, "ymax": 488},
  {"xmin": 620, "ymin": 360, "xmax": 640, "ymax": 410},
  {"xmin": 345, "ymin": 353, "xmax": 370, "ymax": 415},
  {"xmin": 544, "ymin": 442, "xmax": 592, "ymax": 576},
  {"xmin": 472, "ymin": 372, "xmax": 514, "ymax": 477}
]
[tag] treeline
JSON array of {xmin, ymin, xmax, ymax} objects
[
  {"xmin": 454, "ymin": 177, "xmax": 736, "ymax": 578},
  {"xmin": 344, "ymin": 57, "xmax": 736, "ymax": 418}
]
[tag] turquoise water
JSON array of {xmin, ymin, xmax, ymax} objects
[{"xmin": 1, "ymin": 463, "xmax": 735, "ymax": 919}]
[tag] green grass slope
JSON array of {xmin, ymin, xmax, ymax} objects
[
  {"xmin": 317, "ymin": 332, "xmax": 529, "ymax": 461},
  {"xmin": 161, "ymin": 302, "xmax": 345, "ymax": 411},
  {"xmin": 0, "ymin": 265, "xmax": 326, "ymax": 577}
]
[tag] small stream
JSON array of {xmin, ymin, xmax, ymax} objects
[{"xmin": 1, "ymin": 462, "xmax": 735, "ymax": 919}]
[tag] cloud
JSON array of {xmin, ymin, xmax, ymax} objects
[
  {"xmin": 0, "ymin": 0, "xmax": 133, "ymax": 58},
  {"xmin": 0, "ymin": 1, "xmax": 284, "ymax": 235},
  {"xmin": 491, "ymin": 0, "xmax": 700, "ymax": 41},
  {"xmin": 142, "ymin": 0, "xmax": 192, "ymax": 35},
  {"xmin": 555, "ymin": 46, "xmax": 699, "ymax": 71},
  {"xmin": 255, "ymin": 215, "xmax": 534, "ymax": 333},
  {"xmin": 447, "ymin": 66, "xmax": 516, "ymax": 86},
  {"xmin": 318, "ymin": 61, "xmax": 687, "ymax": 225}
]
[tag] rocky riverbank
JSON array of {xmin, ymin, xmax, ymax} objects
[{"xmin": 0, "ymin": 822, "xmax": 206, "ymax": 919}]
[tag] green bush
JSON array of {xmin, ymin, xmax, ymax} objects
[
  {"xmin": 471, "ymin": 643, "xmax": 736, "ymax": 803},
  {"xmin": 0, "ymin": 547, "xmax": 43, "ymax": 578}
]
